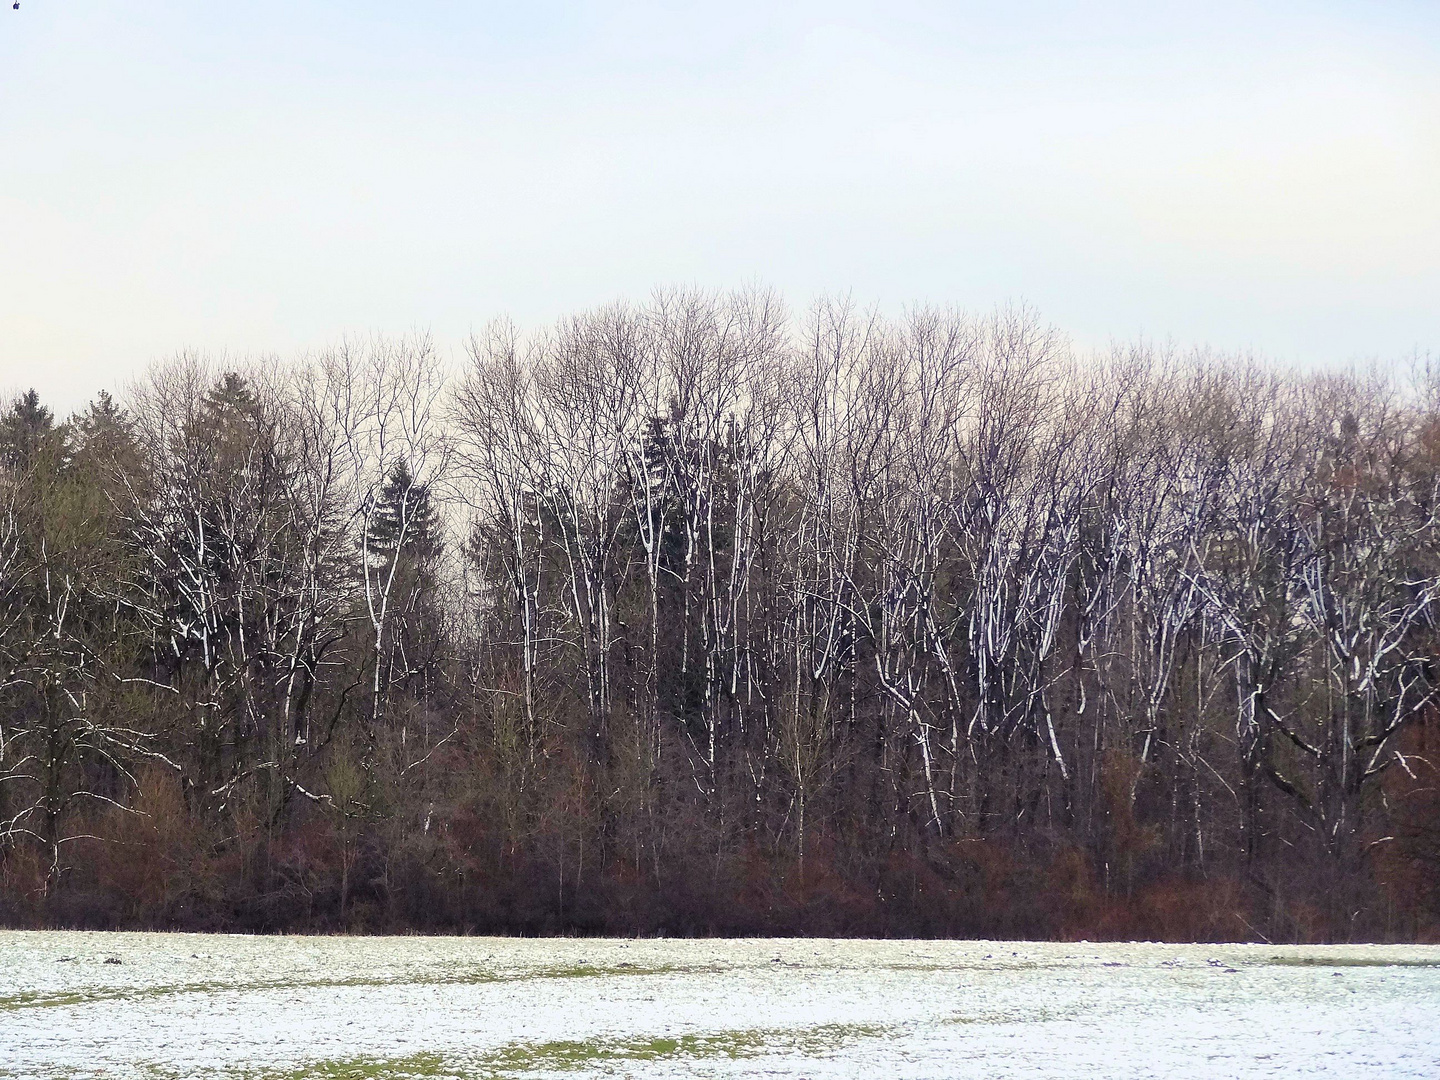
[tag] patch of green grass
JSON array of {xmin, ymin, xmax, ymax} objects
[
  {"xmin": 0, "ymin": 989, "xmax": 96, "ymax": 1011},
  {"xmin": 220, "ymin": 1023, "xmax": 886, "ymax": 1080},
  {"xmin": 484, "ymin": 1030, "xmax": 773, "ymax": 1070},
  {"xmin": 1263, "ymin": 956, "xmax": 1440, "ymax": 969},
  {"xmin": 230, "ymin": 1054, "xmax": 456, "ymax": 1080},
  {"xmin": 0, "ymin": 961, "xmax": 706, "ymax": 1013}
]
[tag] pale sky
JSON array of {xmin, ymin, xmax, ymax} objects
[{"xmin": 2, "ymin": 1, "xmax": 1437, "ymax": 411}]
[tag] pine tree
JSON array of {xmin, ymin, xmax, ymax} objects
[
  {"xmin": 367, "ymin": 460, "xmax": 441, "ymax": 568},
  {"xmin": 72, "ymin": 392, "xmax": 138, "ymax": 477},
  {"xmin": 205, "ymin": 371, "xmax": 256, "ymax": 417},
  {"xmin": 0, "ymin": 388, "xmax": 57, "ymax": 471}
]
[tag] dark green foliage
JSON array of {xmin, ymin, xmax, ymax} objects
[{"xmin": 0, "ymin": 388, "xmax": 63, "ymax": 471}]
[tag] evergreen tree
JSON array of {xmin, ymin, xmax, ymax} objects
[
  {"xmin": 368, "ymin": 460, "xmax": 441, "ymax": 568},
  {"xmin": 0, "ymin": 388, "xmax": 58, "ymax": 470},
  {"xmin": 72, "ymin": 391, "xmax": 139, "ymax": 482}
]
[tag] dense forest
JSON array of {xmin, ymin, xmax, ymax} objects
[{"xmin": 2, "ymin": 291, "xmax": 1438, "ymax": 941}]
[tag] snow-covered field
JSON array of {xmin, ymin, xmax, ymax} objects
[{"xmin": 2, "ymin": 933, "xmax": 1438, "ymax": 1079}]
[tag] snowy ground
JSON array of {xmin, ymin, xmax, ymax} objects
[{"xmin": 2, "ymin": 933, "xmax": 1438, "ymax": 1079}]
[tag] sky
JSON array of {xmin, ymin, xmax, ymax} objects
[{"xmin": 1, "ymin": 1, "xmax": 1437, "ymax": 411}]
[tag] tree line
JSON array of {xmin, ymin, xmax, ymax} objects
[{"xmin": 2, "ymin": 291, "xmax": 1438, "ymax": 940}]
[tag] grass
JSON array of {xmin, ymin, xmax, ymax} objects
[
  {"xmin": 0, "ymin": 952, "xmax": 1083, "ymax": 1014},
  {"xmin": 0, "ymin": 961, "xmax": 708, "ymax": 1013},
  {"xmin": 1263, "ymin": 956, "xmax": 1440, "ymax": 969},
  {"xmin": 175, "ymin": 1023, "xmax": 889, "ymax": 1080},
  {"xmin": 15, "ymin": 948, "xmax": 1440, "ymax": 1013}
]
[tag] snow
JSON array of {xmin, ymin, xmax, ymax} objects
[{"xmin": 2, "ymin": 934, "xmax": 1437, "ymax": 1078}]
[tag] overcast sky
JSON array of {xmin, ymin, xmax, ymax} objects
[{"xmin": 2, "ymin": 1, "xmax": 1437, "ymax": 411}]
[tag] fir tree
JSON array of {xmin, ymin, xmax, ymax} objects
[
  {"xmin": 368, "ymin": 460, "xmax": 441, "ymax": 567},
  {"xmin": 0, "ymin": 388, "xmax": 57, "ymax": 470}
]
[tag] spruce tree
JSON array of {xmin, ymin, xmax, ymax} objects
[{"xmin": 0, "ymin": 388, "xmax": 57, "ymax": 470}]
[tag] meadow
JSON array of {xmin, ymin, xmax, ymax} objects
[{"xmin": 3, "ymin": 933, "xmax": 1438, "ymax": 1078}]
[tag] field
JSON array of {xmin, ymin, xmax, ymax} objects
[{"xmin": 2, "ymin": 933, "xmax": 1438, "ymax": 1078}]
